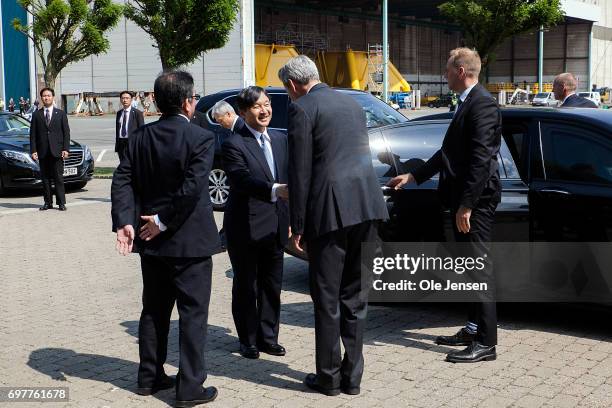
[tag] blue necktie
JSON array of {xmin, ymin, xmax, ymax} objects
[
  {"xmin": 121, "ymin": 110, "xmax": 128, "ymax": 137},
  {"xmin": 259, "ymin": 134, "xmax": 275, "ymax": 179}
]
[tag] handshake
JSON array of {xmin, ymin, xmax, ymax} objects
[{"xmin": 276, "ymin": 184, "xmax": 289, "ymax": 200}]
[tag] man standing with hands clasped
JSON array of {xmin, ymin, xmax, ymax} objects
[
  {"xmin": 388, "ymin": 48, "xmax": 502, "ymax": 363},
  {"xmin": 279, "ymin": 56, "xmax": 388, "ymax": 396},
  {"xmin": 115, "ymin": 91, "xmax": 145, "ymax": 161},
  {"xmin": 112, "ymin": 70, "xmax": 221, "ymax": 407},
  {"xmin": 30, "ymin": 87, "xmax": 70, "ymax": 211}
]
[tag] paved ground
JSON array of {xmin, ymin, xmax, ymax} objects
[{"xmin": 1, "ymin": 179, "xmax": 612, "ymax": 408}]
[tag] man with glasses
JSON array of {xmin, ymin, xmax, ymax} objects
[{"xmin": 115, "ymin": 91, "xmax": 145, "ymax": 161}]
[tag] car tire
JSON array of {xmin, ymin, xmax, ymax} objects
[
  {"xmin": 209, "ymin": 168, "xmax": 229, "ymax": 211},
  {"xmin": 428, "ymin": 103, "xmax": 434, "ymax": 108}
]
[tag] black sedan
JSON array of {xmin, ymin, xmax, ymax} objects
[
  {"xmin": 0, "ymin": 113, "xmax": 94, "ymax": 195},
  {"xmin": 196, "ymin": 87, "xmax": 408, "ymax": 210}
]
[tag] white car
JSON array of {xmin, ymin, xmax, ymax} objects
[
  {"xmin": 532, "ymin": 92, "xmax": 557, "ymax": 107},
  {"xmin": 578, "ymin": 92, "xmax": 601, "ymax": 106}
]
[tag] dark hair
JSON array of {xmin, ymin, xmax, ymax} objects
[
  {"xmin": 236, "ymin": 86, "xmax": 269, "ymax": 112},
  {"xmin": 40, "ymin": 87, "xmax": 55, "ymax": 97},
  {"xmin": 153, "ymin": 70, "xmax": 194, "ymax": 115},
  {"xmin": 119, "ymin": 90, "xmax": 133, "ymax": 98}
]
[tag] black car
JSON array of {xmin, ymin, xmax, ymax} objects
[
  {"xmin": 195, "ymin": 87, "xmax": 408, "ymax": 210},
  {"xmin": 0, "ymin": 113, "xmax": 94, "ymax": 195}
]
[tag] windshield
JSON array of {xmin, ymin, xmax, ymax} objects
[
  {"xmin": 535, "ymin": 93, "xmax": 549, "ymax": 98},
  {"xmin": 0, "ymin": 115, "xmax": 30, "ymax": 134},
  {"xmin": 578, "ymin": 92, "xmax": 591, "ymax": 98},
  {"xmin": 349, "ymin": 93, "xmax": 408, "ymax": 128}
]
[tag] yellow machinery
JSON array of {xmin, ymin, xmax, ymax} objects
[
  {"xmin": 254, "ymin": 44, "xmax": 410, "ymax": 92},
  {"xmin": 487, "ymin": 82, "xmax": 553, "ymax": 94}
]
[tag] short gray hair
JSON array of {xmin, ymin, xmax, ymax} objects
[
  {"xmin": 211, "ymin": 100, "xmax": 236, "ymax": 118},
  {"xmin": 278, "ymin": 55, "xmax": 320, "ymax": 85},
  {"xmin": 554, "ymin": 72, "xmax": 577, "ymax": 92}
]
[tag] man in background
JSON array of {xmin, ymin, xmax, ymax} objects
[
  {"xmin": 115, "ymin": 91, "xmax": 145, "ymax": 161},
  {"xmin": 554, "ymin": 73, "xmax": 598, "ymax": 108}
]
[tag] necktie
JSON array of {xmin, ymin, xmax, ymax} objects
[
  {"xmin": 259, "ymin": 133, "xmax": 275, "ymax": 179},
  {"xmin": 121, "ymin": 110, "xmax": 128, "ymax": 137},
  {"xmin": 45, "ymin": 109, "xmax": 50, "ymax": 125}
]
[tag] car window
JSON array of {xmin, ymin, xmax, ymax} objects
[
  {"xmin": 368, "ymin": 130, "xmax": 396, "ymax": 180},
  {"xmin": 269, "ymin": 93, "xmax": 288, "ymax": 129},
  {"xmin": 535, "ymin": 93, "xmax": 548, "ymax": 99},
  {"xmin": 502, "ymin": 121, "xmax": 530, "ymax": 180},
  {"xmin": 0, "ymin": 115, "xmax": 29, "ymax": 134},
  {"xmin": 540, "ymin": 123, "xmax": 612, "ymax": 185},
  {"xmin": 349, "ymin": 93, "xmax": 408, "ymax": 128}
]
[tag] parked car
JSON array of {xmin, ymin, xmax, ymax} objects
[
  {"xmin": 0, "ymin": 113, "xmax": 94, "ymax": 195},
  {"xmin": 578, "ymin": 91, "xmax": 602, "ymax": 107},
  {"xmin": 427, "ymin": 94, "xmax": 455, "ymax": 108},
  {"xmin": 195, "ymin": 87, "xmax": 408, "ymax": 210},
  {"xmin": 532, "ymin": 92, "xmax": 557, "ymax": 107}
]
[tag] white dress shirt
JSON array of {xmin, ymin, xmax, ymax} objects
[
  {"xmin": 245, "ymin": 123, "xmax": 281, "ymax": 202},
  {"xmin": 44, "ymin": 107, "xmax": 53, "ymax": 123},
  {"xmin": 119, "ymin": 107, "xmax": 132, "ymax": 138}
]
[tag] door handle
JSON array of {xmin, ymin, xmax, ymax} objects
[{"xmin": 539, "ymin": 189, "xmax": 571, "ymax": 195}]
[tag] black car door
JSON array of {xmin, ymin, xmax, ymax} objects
[{"xmin": 529, "ymin": 120, "xmax": 612, "ymax": 242}]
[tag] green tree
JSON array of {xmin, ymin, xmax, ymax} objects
[
  {"xmin": 125, "ymin": 0, "xmax": 239, "ymax": 71},
  {"xmin": 439, "ymin": 0, "xmax": 565, "ymax": 80},
  {"xmin": 13, "ymin": 0, "xmax": 123, "ymax": 90}
]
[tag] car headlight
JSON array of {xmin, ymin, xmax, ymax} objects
[
  {"xmin": 0, "ymin": 150, "xmax": 36, "ymax": 165},
  {"xmin": 84, "ymin": 145, "xmax": 93, "ymax": 161}
]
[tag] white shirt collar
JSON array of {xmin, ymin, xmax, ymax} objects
[
  {"xmin": 231, "ymin": 116, "xmax": 239, "ymax": 132},
  {"xmin": 459, "ymin": 82, "xmax": 478, "ymax": 103},
  {"xmin": 178, "ymin": 114, "xmax": 190, "ymax": 122},
  {"xmin": 123, "ymin": 106, "xmax": 131, "ymax": 113},
  {"xmin": 562, "ymin": 93, "xmax": 575, "ymax": 105},
  {"xmin": 245, "ymin": 122, "xmax": 269, "ymax": 142}
]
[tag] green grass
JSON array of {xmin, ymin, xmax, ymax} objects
[{"xmin": 94, "ymin": 167, "xmax": 116, "ymax": 176}]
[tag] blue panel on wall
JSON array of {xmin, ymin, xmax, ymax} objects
[{"xmin": 2, "ymin": 0, "xmax": 30, "ymax": 102}]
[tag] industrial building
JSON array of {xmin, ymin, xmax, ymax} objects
[{"xmin": 0, "ymin": 0, "xmax": 609, "ymax": 109}]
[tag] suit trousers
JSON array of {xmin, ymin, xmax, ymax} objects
[
  {"xmin": 138, "ymin": 255, "xmax": 212, "ymax": 400},
  {"xmin": 116, "ymin": 139, "xmax": 128, "ymax": 162},
  {"xmin": 228, "ymin": 237, "xmax": 284, "ymax": 346},
  {"xmin": 39, "ymin": 156, "xmax": 65, "ymax": 205},
  {"xmin": 451, "ymin": 198, "xmax": 498, "ymax": 346},
  {"xmin": 307, "ymin": 220, "xmax": 379, "ymax": 390}
]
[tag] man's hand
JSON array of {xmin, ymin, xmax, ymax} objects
[
  {"xmin": 277, "ymin": 184, "xmax": 289, "ymax": 200},
  {"xmin": 61, "ymin": 150, "xmax": 69, "ymax": 159},
  {"xmin": 456, "ymin": 206, "xmax": 472, "ymax": 234},
  {"xmin": 387, "ymin": 173, "xmax": 415, "ymax": 190},
  {"xmin": 290, "ymin": 233, "xmax": 307, "ymax": 256},
  {"xmin": 139, "ymin": 215, "xmax": 161, "ymax": 241},
  {"xmin": 31, "ymin": 152, "xmax": 38, "ymax": 161},
  {"xmin": 116, "ymin": 225, "xmax": 135, "ymax": 256}
]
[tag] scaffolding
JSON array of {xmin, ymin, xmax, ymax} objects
[
  {"xmin": 256, "ymin": 23, "xmax": 329, "ymax": 56},
  {"xmin": 367, "ymin": 44, "xmax": 384, "ymax": 94}
]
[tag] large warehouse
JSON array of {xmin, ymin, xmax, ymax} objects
[{"xmin": 0, "ymin": 0, "xmax": 609, "ymax": 108}]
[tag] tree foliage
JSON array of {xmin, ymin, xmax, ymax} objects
[
  {"xmin": 13, "ymin": 0, "xmax": 123, "ymax": 90},
  {"xmin": 439, "ymin": 0, "xmax": 565, "ymax": 78},
  {"xmin": 125, "ymin": 0, "xmax": 239, "ymax": 70}
]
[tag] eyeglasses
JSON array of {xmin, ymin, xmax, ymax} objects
[{"xmin": 190, "ymin": 94, "xmax": 201, "ymax": 101}]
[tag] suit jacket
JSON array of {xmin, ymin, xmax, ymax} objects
[
  {"xmin": 29, "ymin": 107, "xmax": 70, "ymax": 159},
  {"xmin": 222, "ymin": 124, "xmax": 289, "ymax": 246},
  {"xmin": 190, "ymin": 110, "xmax": 208, "ymax": 128},
  {"xmin": 111, "ymin": 115, "xmax": 221, "ymax": 258},
  {"xmin": 560, "ymin": 94, "xmax": 598, "ymax": 108},
  {"xmin": 412, "ymin": 83, "xmax": 502, "ymax": 210},
  {"xmin": 287, "ymin": 83, "xmax": 388, "ymax": 238},
  {"xmin": 115, "ymin": 108, "xmax": 145, "ymax": 151}
]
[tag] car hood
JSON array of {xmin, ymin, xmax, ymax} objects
[{"xmin": 0, "ymin": 134, "xmax": 81, "ymax": 152}]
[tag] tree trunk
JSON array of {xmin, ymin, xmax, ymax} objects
[{"xmin": 44, "ymin": 69, "xmax": 57, "ymax": 91}]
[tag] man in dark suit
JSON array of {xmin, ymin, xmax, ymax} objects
[
  {"xmin": 211, "ymin": 100, "xmax": 244, "ymax": 133},
  {"xmin": 111, "ymin": 71, "xmax": 220, "ymax": 406},
  {"xmin": 279, "ymin": 56, "xmax": 388, "ymax": 396},
  {"xmin": 222, "ymin": 86, "xmax": 289, "ymax": 360},
  {"xmin": 388, "ymin": 47, "xmax": 502, "ymax": 363},
  {"xmin": 115, "ymin": 91, "xmax": 145, "ymax": 161},
  {"xmin": 30, "ymin": 87, "xmax": 70, "ymax": 211},
  {"xmin": 553, "ymin": 72, "xmax": 598, "ymax": 108}
]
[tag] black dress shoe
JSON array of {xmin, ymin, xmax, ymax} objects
[
  {"xmin": 58, "ymin": 204, "xmax": 67, "ymax": 211},
  {"xmin": 175, "ymin": 386, "xmax": 218, "ymax": 407},
  {"xmin": 39, "ymin": 203, "xmax": 53, "ymax": 211},
  {"xmin": 136, "ymin": 374, "xmax": 176, "ymax": 396},
  {"xmin": 446, "ymin": 341, "xmax": 496, "ymax": 363},
  {"xmin": 304, "ymin": 373, "xmax": 341, "ymax": 396},
  {"xmin": 258, "ymin": 342, "xmax": 286, "ymax": 356},
  {"xmin": 239, "ymin": 344, "xmax": 259, "ymax": 359},
  {"xmin": 435, "ymin": 328, "xmax": 476, "ymax": 346},
  {"xmin": 341, "ymin": 385, "xmax": 360, "ymax": 395}
]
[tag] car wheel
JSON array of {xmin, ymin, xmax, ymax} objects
[
  {"xmin": 209, "ymin": 168, "xmax": 229, "ymax": 211},
  {"xmin": 428, "ymin": 103, "xmax": 434, "ymax": 108}
]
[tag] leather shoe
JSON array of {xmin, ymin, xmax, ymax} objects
[
  {"xmin": 257, "ymin": 342, "xmax": 286, "ymax": 356},
  {"xmin": 435, "ymin": 328, "xmax": 476, "ymax": 346},
  {"xmin": 341, "ymin": 385, "xmax": 360, "ymax": 395},
  {"xmin": 136, "ymin": 374, "xmax": 175, "ymax": 396},
  {"xmin": 239, "ymin": 344, "xmax": 259, "ymax": 359},
  {"xmin": 304, "ymin": 373, "xmax": 341, "ymax": 396},
  {"xmin": 175, "ymin": 386, "xmax": 218, "ymax": 407},
  {"xmin": 58, "ymin": 204, "xmax": 67, "ymax": 211},
  {"xmin": 39, "ymin": 203, "xmax": 53, "ymax": 211},
  {"xmin": 446, "ymin": 341, "xmax": 497, "ymax": 363}
]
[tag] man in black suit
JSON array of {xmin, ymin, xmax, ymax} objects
[
  {"xmin": 279, "ymin": 56, "xmax": 388, "ymax": 396},
  {"xmin": 115, "ymin": 91, "xmax": 145, "ymax": 161},
  {"xmin": 388, "ymin": 48, "xmax": 502, "ymax": 363},
  {"xmin": 111, "ymin": 71, "xmax": 221, "ymax": 407},
  {"xmin": 553, "ymin": 72, "xmax": 598, "ymax": 108},
  {"xmin": 30, "ymin": 87, "xmax": 70, "ymax": 211},
  {"xmin": 211, "ymin": 100, "xmax": 244, "ymax": 133},
  {"xmin": 222, "ymin": 86, "xmax": 289, "ymax": 360}
]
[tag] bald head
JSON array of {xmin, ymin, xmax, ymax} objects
[{"xmin": 553, "ymin": 72, "xmax": 577, "ymax": 101}]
